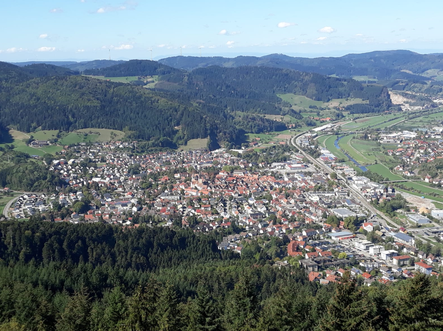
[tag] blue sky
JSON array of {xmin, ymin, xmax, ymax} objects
[{"xmin": 1, "ymin": 0, "xmax": 443, "ymax": 62}]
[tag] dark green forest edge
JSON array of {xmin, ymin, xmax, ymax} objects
[
  {"xmin": 0, "ymin": 221, "xmax": 442, "ymax": 331},
  {"xmin": 0, "ymin": 60, "xmax": 392, "ymax": 150}
]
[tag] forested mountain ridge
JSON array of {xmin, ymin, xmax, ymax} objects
[
  {"xmin": 83, "ymin": 59, "xmax": 182, "ymax": 77},
  {"xmin": 156, "ymin": 66, "xmax": 392, "ymax": 114},
  {"xmin": 0, "ymin": 63, "xmax": 245, "ymax": 147},
  {"xmin": 159, "ymin": 50, "xmax": 443, "ymax": 82},
  {"xmin": 0, "ymin": 59, "xmax": 391, "ymax": 150}
]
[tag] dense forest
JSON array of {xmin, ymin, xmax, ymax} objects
[
  {"xmin": 0, "ymin": 150, "xmax": 63, "ymax": 191},
  {"xmin": 156, "ymin": 66, "xmax": 392, "ymax": 115},
  {"xmin": 0, "ymin": 221, "xmax": 441, "ymax": 330},
  {"xmin": 83, "ymin": 60, "xmax": 182, "ymax": 77}
]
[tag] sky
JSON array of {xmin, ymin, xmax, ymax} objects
[{"xmin": 2, "ymin": 0, "xmax": 443, "ymax": 62}]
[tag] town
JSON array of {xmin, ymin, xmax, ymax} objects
[{"xmin": 3, "ymin": 136, "xmax": 443, "ymax": 286}]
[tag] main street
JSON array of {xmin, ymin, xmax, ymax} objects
[{"xmin": 290, "ymin": 133, "xmax": 397, "ymax": 228}]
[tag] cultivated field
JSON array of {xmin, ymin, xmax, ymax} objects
[{"xmin": 179, "ymin": 138, "xmax": 208, "ymax": 151}]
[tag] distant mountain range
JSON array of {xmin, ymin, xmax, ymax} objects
[
  {"xmin": 1, "ymin": 52, "xmax": 408, "ymax": 149},
  {"xmin": 158, "ymin": 50, "xmax": 443, "ymax": 82}
]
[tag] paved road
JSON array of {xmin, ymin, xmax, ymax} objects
[
  {"xmin": 2, "ymin": 192, "xmax": 38, "ymax": 219},
  {"xmin": 290, "ymin": 134, "xmax": 396, "ymax": 228}
]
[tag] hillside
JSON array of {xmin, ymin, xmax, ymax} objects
[
  {"xmin": 156, "ymin": 66, "xmax": 392, "ymax": 115},
  {"xmin": 83, "ymin": 59, "xmax": 182, "ymax": 77},
  {"xmin": 0, "ymin": 62, "xmax": 244, "ymax": 148},
  {"xmin": 159, "ymin": 50, "xmax": 443, "ymax": 82}
]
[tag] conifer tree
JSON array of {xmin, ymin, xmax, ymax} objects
[
  {"xmin": 317, "ymin": 273, "xmax": 375, "ymax": 331},
  {"xmin": 388, "ymin": 273, "xmax": 443, "ymax": 331}
]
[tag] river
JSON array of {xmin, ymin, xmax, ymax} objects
[{"xmin": 334, "ymin": 136, "xmax": 368, "ymax": 172}]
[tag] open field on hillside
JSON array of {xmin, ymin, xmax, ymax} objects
[
  {"xmin": 179, "ymin": 138, "xmax": 208, "ymax": 151},
  {"xmin": 352, "ymin": 76, "xmax": 378, "ymax": 82},
  {"xmin": 75, "ymin": 129, "xmax": 125, "ymax": 142},
  {"xmin": 278, "ymin": 94, "xmax": 367, "ymax": 112},
  {"xmin": 32, "ymin": 130, "xmax": 59, "ymax": 141},
  {"xmin": 1, "ymin": 128, "xmax": 124, "ymax": 156},
  {"xmin": 85, "ymin": 75, "xmax": 139, "ymax": 83},
  {"xmin": 278, "ymin": 94, "xmax": 324, "ymax": 109}
]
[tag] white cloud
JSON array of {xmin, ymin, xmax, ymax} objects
[
  {"xmin": 96, "ymin": 1, "xmax": 138, "ymax": 14},
  {"xmin": 219, "ymin": 29, "xmax": 227, "ymax": 35},
  {"xmin": 113, "ymin": 44, "xmax": 133, "ymax": 50},
  {"xmin": 399, "ymin": 39, "xmax": 407, "ymax": 43},
  {"xmin": 226, "ymin": 41, "xmax": 235, "ymax": 46},
  {"xmin": 37, "ymin": 46, "xmax": 56, "ymax": 52},
  {"xmin": 355, "ymin": 33, "xmax": 363, "ymax": 37},
  {"xmin": 49, "ymin": 8, "xmax": 63, "ymax": 13},
  {"xmin": 6, "ymin": 47, "xmax": 26, "ymax": 53},
  {"xmin": 208, "ymin": 45, "xmax": 216, "ymax": 49},
  {"xmin": 300, "ymin": 41, "xmax": 308, "ymax": 44},
  {"xmin": 157, "ymin": 44, "xmax": 166, "ymax": 48},
  {"xmin": 316, "ymin": 36, "xmax": 327, "ymax": 41},
  {"xmin": 278, "ymin": 22, "xmax": 296, "ymax": 28},
  {"xmin": 39, "ymin": 34, "xmax": 48, "ymax": 39},
  {"xmin": 318, "ymin": 26, "xmax": 335, "ymax": 33},
  {"xmin": 77, "ymin": 49, "xmax": 85, "ymax": 52}
]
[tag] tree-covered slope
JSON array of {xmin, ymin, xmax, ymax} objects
[
  {"xmin": 0, "ymin": 67, "xmax": 244, "ymax": 147},
  {"xmin": 159, "ymin": 50, "xmax": 443, "ymax": 81},
  {"xmin": 84, "ymin": 59, "xmax": 182, "ymax": 77},
  {"xmin": 156, "ymin": 66, "xmax": 392, "ymax": 114}
]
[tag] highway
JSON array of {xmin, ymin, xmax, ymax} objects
[{"xmin": 290, "ymin": 133, "xmax": 397, "ymax": 228}]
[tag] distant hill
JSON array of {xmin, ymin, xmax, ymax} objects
[
  {"xmin": 0, "ymin": 62, "xmax": 244, "ymax": 149},
  {"xmin": 156, "ymin": 66, "xmax": 392, "ymax": 115},
  {"xmin": 12, "ymin": 61, "xmax": 78, "ymax": 67},
  {"xmin": 21, "ymin": 64, "xmax": 79, "ymax": 77},
  {"xmin": 83, "ymin": 59, "xmax": 181, "ymax": 77},
  {"xmin": 159, "ymin": 50, "xmax": 443, "ymax": 82},
  {"xmin": 64, "ymin": 60, "xmax": 125, "ymax": 72}
]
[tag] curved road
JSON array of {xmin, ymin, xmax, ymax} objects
[{"xmin": 2, "ymin": 192, "xmax": 38, "ymax": 219}]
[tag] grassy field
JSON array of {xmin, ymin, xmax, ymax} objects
[
  {"xmin": 278, "ymin": 94, "xmax": 367, "ymax": 112},
  {"xmin": 324, "ymin": 135, "xmax": 348, "ymax": 160},
  {"xmin": 389, "ymin": 109, "xmax": 443, "ymax": 131},
  {"xmin": 341, "ymin": 114, "xmax": 402, "ymax": 131},
  {"xmin": 317, "ymin": 135, "xmax": 330, "ymax": 148},
  {"xmin": 179, "ymin": 138, "xmax": 208, "ymax": 151},
  {"xmin": 337, "ymin": 135, "xmax": 372, "ymax": 165},
  {"xmin": 32, "ymin": 130, "xmax": 59, "ymax": 141},
  {"xmin": 278, "ymin": 94, "xmax": 324, "ymax": 109},
  {"xmin": 60, "ymin": 132, "xmax": 99, "ymax": 145},
  {"xmin": 352, "ymin": 76, "xmax": 378, "ymax": 82},
  {"xmin": 75, "ymin": 129, "xmax": 125, "ymax": 142},
  {"xmin": 1, "ymin": 128, "xmax": 124, "ymax": 156},
  {"xmin": 367, "ymin": 164, "xmax": 403, "ymax": 180},
  {"xmin": 85, "ymin": 75, "xmax": 139, "ymax": 83}
]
